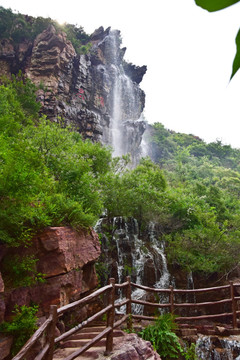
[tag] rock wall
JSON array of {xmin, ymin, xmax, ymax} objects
[
  {"xmin": 0, "ymin": 226, "xmax": 101, "ymax": 321},
  {"xmin": 0, "ymin": 24, "xmax": 147, "ymax": 161}
]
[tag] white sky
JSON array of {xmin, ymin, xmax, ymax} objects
[{"xmin": 1, "ymin": 0, "xmax": 240, "ymax": 148}]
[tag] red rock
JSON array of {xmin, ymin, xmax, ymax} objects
[
  {"xmin": 103, "ymin": 333, "xmax": 161, "ymax": 360},
  {"xmin": 3, "ymin": 227, "xmax": 100, "ymax": 318},
  {"xmin": 0, "ymin": 335, "xmax": 13, "ymax": 360},
  {"xmin": 35, "ymin": 227, "xmax": 101, "ymax": 277},
  {"xmin": 0, "ymin": 273, "xmax": 4, "ymax": 293},
  {"xmin": 0, "ymin": 295, "xmax": 5, "ymax": 322}
]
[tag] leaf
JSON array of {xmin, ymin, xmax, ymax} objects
[
  {"xmin": 231, "ymin": 28, "xmax": 240, "ymax": 79},
  {"xmin": 195, "ymin": 0, "xmax": 240, "ymax": 12}
]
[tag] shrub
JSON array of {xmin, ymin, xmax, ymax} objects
[
  {"xmin": 139, "ymin": 313, "xmax": 183, "ymax": 359},
  {"xmin": 0, "ymin": 305, "xmax": 39, "ymax": 355}
]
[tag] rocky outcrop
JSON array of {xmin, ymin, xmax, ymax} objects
[
  {"xmin": 0, "ymin": 23, "xmax": 147, "ymax": 161},
  {"xmin": 123, "ymin": 62, "xmax": 147, "ymax": 84},
  {"xmin": 1, "ymin": 227, "xmax": 101, "ymax": 320},
  {"xmin": 99, "ymin": 333, "xmax": 161, "ymax": 360}
]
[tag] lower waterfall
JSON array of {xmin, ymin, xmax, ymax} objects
[
  {"xmin": 95, "ymin": 216, "xmax": 172, "ymax": 315},
  {"xmin": 196, "ymin": 335, "xmax": 240, "ymax": 359}
]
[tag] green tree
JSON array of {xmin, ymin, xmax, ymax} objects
[{"xmin": 102, "ymin": 158, "xmax": 168, "ymax": 230}]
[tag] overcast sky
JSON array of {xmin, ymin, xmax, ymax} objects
[{"xmin": 1, "ymin": 0, "xmax": 240, "ymax": 148}]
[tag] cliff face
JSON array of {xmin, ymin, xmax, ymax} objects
[
  {"xmin": 0, "ymin": 227, "xmax": 101, "ymax": 322},
  {"xmin": 0, "ymin": 25, "xmax": 147, "ymax": 161}
]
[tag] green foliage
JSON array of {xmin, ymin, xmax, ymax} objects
[
  {"xmin": 139, "ymin": 314, "xmax": 183, "ymax": 359},
  {"xmin": 146, "ymin": 122, "xmax": 240, "ymax": 274},
  {"xmin": 0, "ymin": 7, "xmax": 91, "ymax": 54},
  {"xmin": 0, "ymin": 305, "xmax": 38, "ymax": 355},
  {"xmin": 195, "ymin": 0, "xmax": 240, "ymax": 12},
  {"xmin": 0, "ymin": 74, "xmax": 112, "ymax": 286},
  {"xmin": 184, "ymin": 343, "xmax": 197, "ymax": 360},
  {"xmin": 139, "ymin": 314, "xmax": 197, "ymax": 360},
  {"xmin": 231, "ymin": 28, "xmax": 240, "ymax": 79},
  {"xmin": 194, "ymin": 0, "xmax": 240, "ymax": 79},
  {"xmin": 102, "ymin": 158, "xmax": 168, "ymax": 230},
  {"xmin": 61, "ymin": 23, "xmax": 91, "ymax": 54},
  {"xmin": 2, "ymin": 255, "xmax": 45, "ymax": 287}
]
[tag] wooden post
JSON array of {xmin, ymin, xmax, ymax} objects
[
  {"xmin": 105, "ymin": 278, "xmax": 115, "ymax": 355},
  {"xmin": 170, "ymin": 286, "xmax": 174, "ymax": 314},
  {"xmin": 126, "ymin": 276, "xmax": 132, "ymax": 331},
  {"xmin": 46, "ymin": 305, "xmax": 58, "ymax": 360},
  {"xmin": 230, "ymin": 281, "xmax": 237, "ymax": 329}
]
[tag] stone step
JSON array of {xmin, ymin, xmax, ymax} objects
[
  {"xmin": 179, "ymin": 323, "xmax": 199, "ymax": 329},
  {"xmin": 61, "ymin": 339, "xmax": 106, "ymax": 348},
  {"xmin": 53, "ymin": 346, "xmax": 105, "ymax": 359},
  {"xmin": 179, "ymin": 328, "xmax": 198, "ymax": 336},
  {"xmin": 228, "ymin": 328, "xmax": 240, "ymax": 335},
  {"xmin": 77, "ymin": 326, "xmax": 106, "ymax": 333},
  {"xmin": 69, "ymin": 329, "xmax": 124, "ymax": 340},
  {"xmin": 54, "ymin": 326, "xmax": 126, "ymax": 360}
]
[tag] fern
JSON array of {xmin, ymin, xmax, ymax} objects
[{"xmin": 139, "ymin": 313, "xmax": 184, "ymax": 360}]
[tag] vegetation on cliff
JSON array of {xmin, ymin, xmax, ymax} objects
[
  {"xmin": 0, "ymin": 73, "xmax": 111, "ymax": 285},
  {"xmin": 0, "ymin": 6, "xmax": 91, "ymax": 54}
]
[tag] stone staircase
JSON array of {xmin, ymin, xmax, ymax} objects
[
  {"xmin": 53, "ymin": 325, "xmax": 125, "ymax": 360},
  {"xmin": 177, "ymin": 323, "xmax": 240, "ymax": 338}
]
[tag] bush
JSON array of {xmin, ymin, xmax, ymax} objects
[
  {"xmin": 139, "ymin": 314, "xmax": 197, "ymax": 360},
  {"xmin": 0, "ymin": 305, "xmax": 38, "ymax": 355},
  {"xmin": 139, "ymin": 313, "xmax": 183, "ymax": 359}
]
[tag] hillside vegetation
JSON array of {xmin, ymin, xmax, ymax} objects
[{"xmin": 145, "ymin": 123, "xmax": 240, "ymax": 274}]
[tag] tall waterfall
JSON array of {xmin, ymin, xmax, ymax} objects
[{"xmin": 95, "ymin": 29, "xmax": 146, "ymax": 161}]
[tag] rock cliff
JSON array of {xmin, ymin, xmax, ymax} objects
[
  {"xmin": 0, "ymin": 227, "xmax": 100, "ymax": 321},
  {"xmin": 0, "ymin": 23, "xmax": 147, "ymax": 161}
]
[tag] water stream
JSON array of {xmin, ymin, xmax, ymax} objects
[
  {"xmin": 99, "ymin": 30, "xmax": 145, "ymax": 160},
  {"xmin": 97, "ymin": 217, "xmax": 172, "ymax": 315}
]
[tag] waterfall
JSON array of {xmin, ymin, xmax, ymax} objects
[
  {"xmin": 97, "ymin": 30, "xmax": 145, "ymax": 160},
  {"xmin": 196, "ymin": 335, "xmax": 240, "ymax": 359},
  {"xmin": 97, "ymin": 217, "xmax": 172, "ymax": 315}
]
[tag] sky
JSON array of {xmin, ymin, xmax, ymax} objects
[{"xmin": 1, "ymin": 0, "xmax": 240, "ymax": 148}]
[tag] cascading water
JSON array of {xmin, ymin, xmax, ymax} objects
[
  {"xmin": 196, "ymin": 335, "xmax": 240, "ymax": 359},
  {"xmin": 98, "ymin": 30, "xmax": 146, "ymax": 160},
  {"xmin": 97, "ymin": 217, "xmax": 172, "ymax": 315}
]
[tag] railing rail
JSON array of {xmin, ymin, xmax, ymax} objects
[{"xmin": 12, "ymin": 277, "xmax": 240, "ymax": 360}]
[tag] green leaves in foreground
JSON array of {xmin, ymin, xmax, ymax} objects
[
  {"xmin": 195, "ymin": 0, "xmax": 240, "ymax": 12},
  {"xmin": 194, "ymin": 0, "xmax": 240, "ymax": 79},
  {"xmin": 231, "ymin": 28, "xmax": 240, "ymax": 79}
]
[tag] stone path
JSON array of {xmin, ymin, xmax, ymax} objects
[{"xmin": 53, "ymin": 325, "xmax": 125, "ymax": 360}]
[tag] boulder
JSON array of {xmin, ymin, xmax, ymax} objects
[{"xmin": 100, "ymin": 333, "xmax": 161, "ymax": 360}]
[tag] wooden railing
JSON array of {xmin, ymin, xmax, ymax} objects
[{"xmin": 12, "ymin": 278, "xmax": 240, "ymax": 360}]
